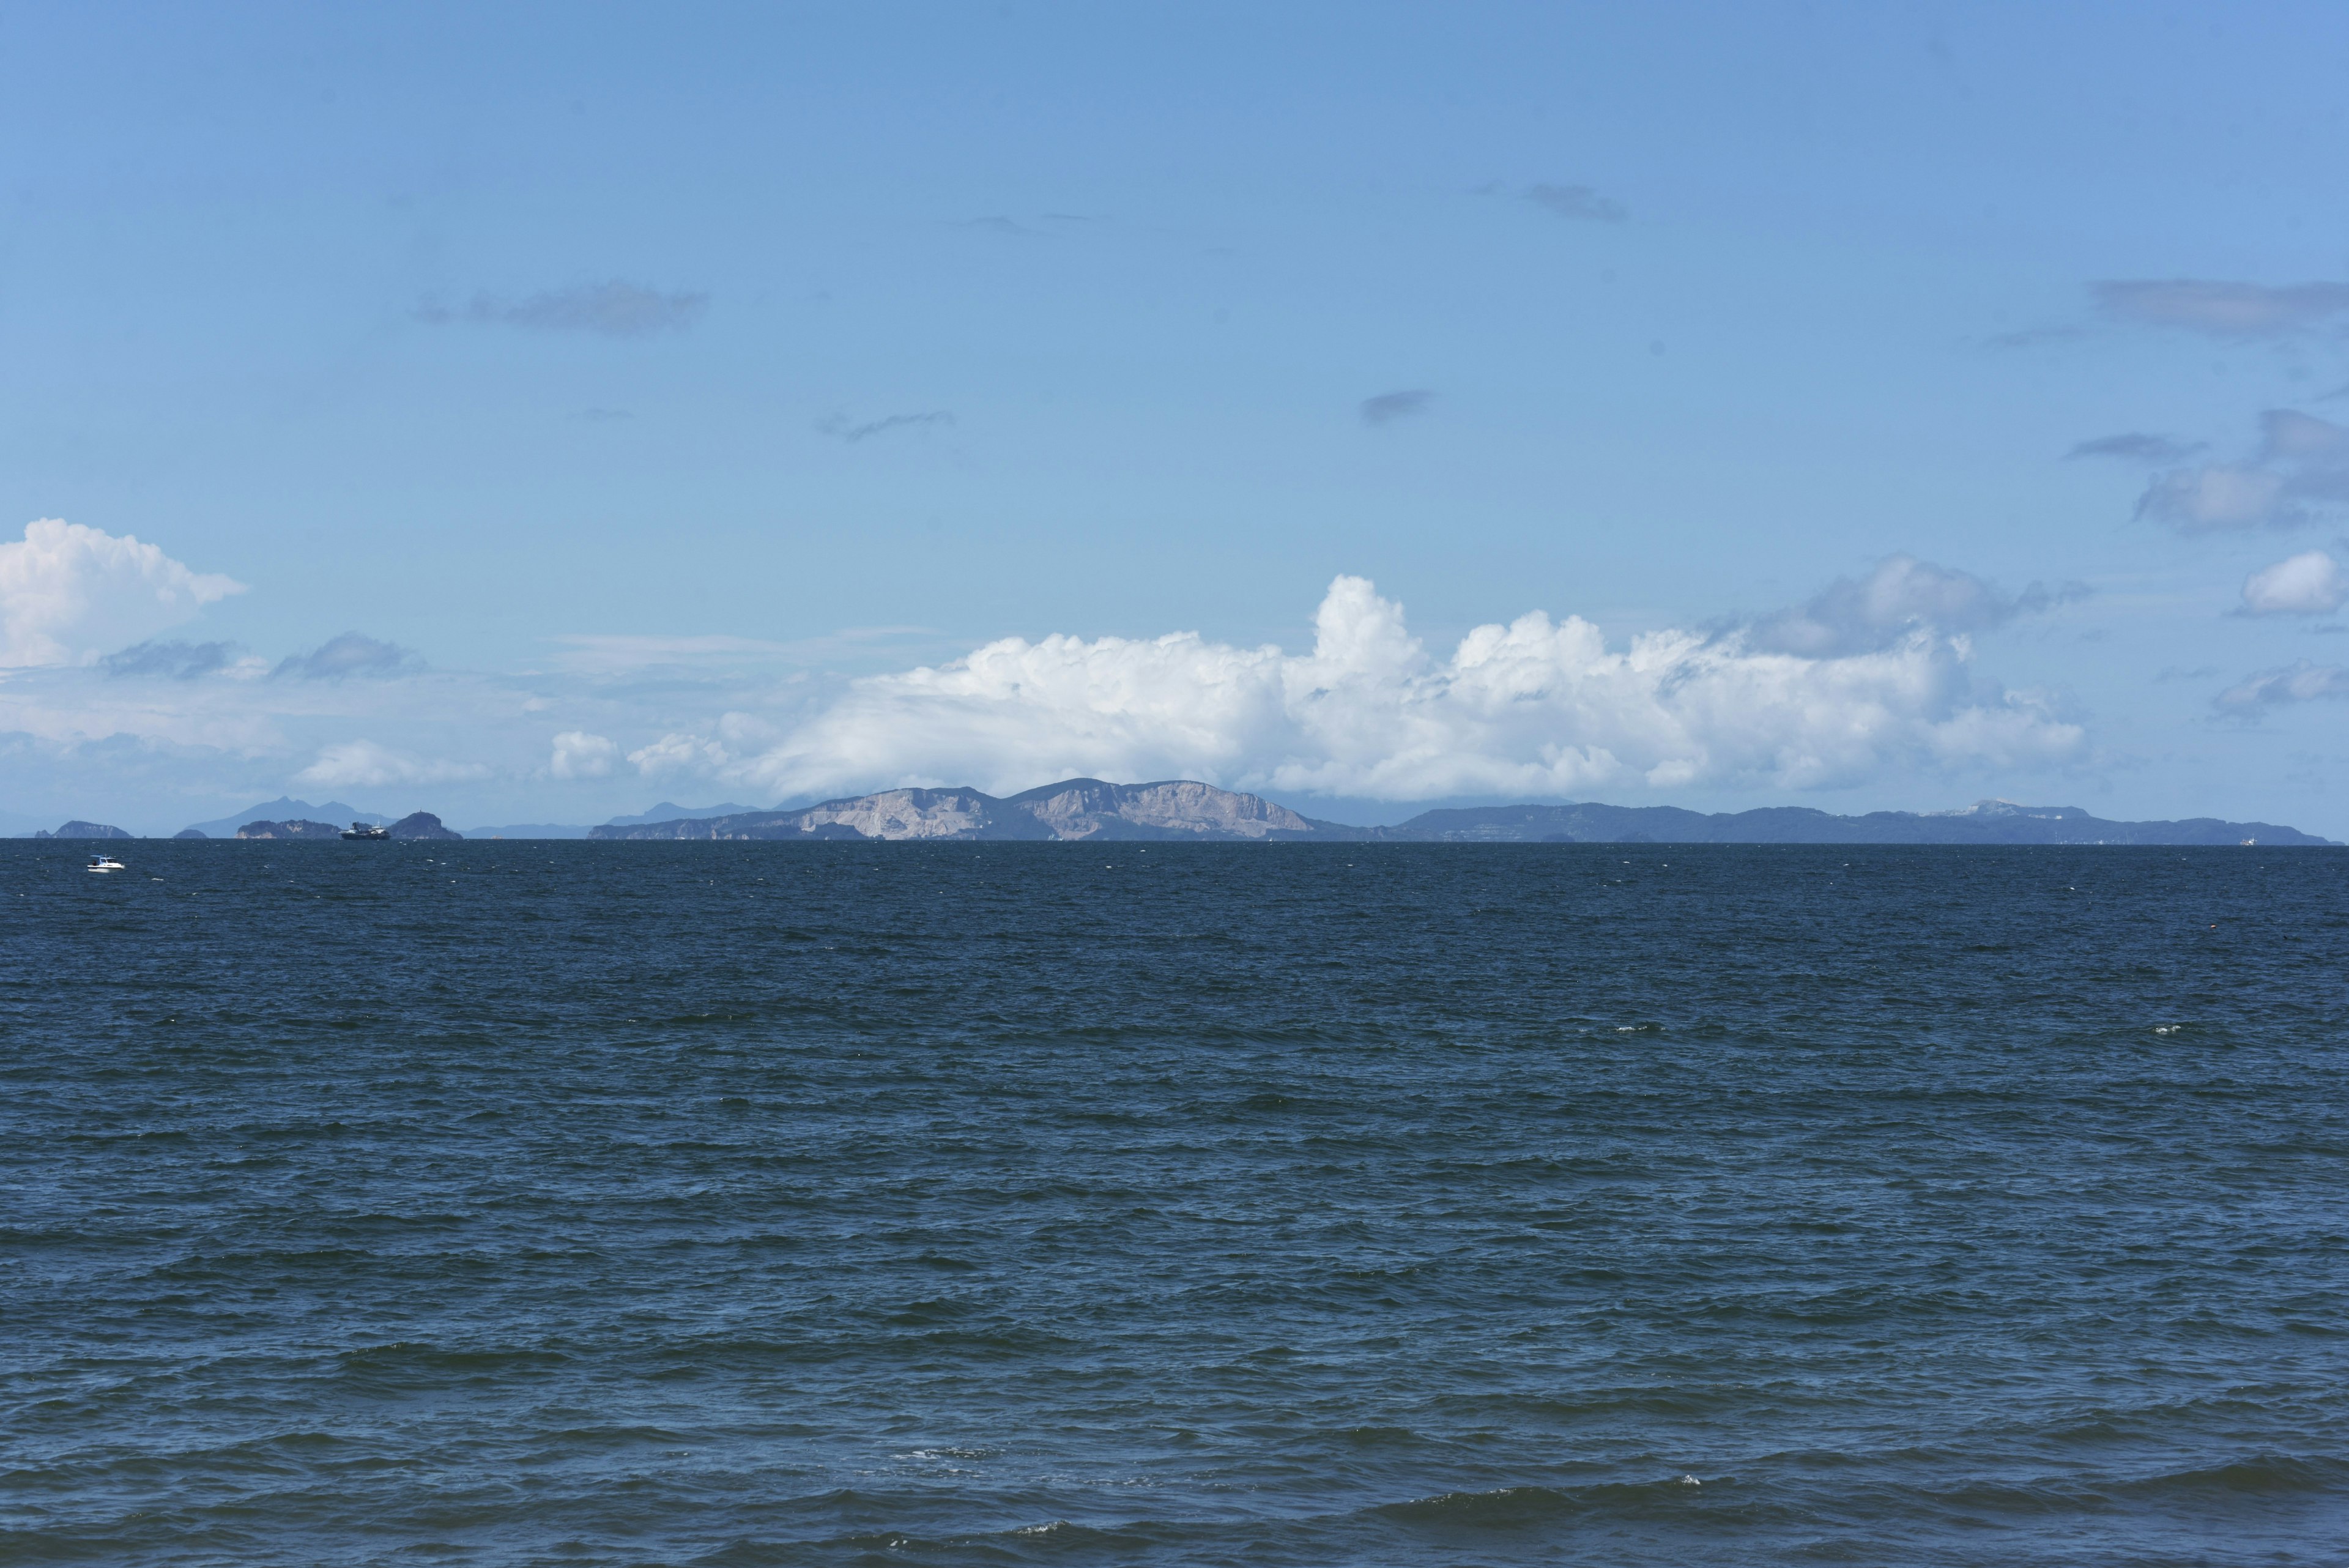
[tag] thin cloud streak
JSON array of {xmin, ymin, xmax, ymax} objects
[
  {"xmin": 1359, "ymin": 390, "xmax": 1433, "ymax": 426},
  {"xmin": 1524, "ymin": 183, "xmax": 1629, "ymax": 223},
  {"xmin": 816, "ymin": 411, "xmax": 956, "ymax": 443},
  {"xmin": 2093, "ymin": 278, "xmax": 2349, "ymax": 337},
  {"xmin": 418, "ymin": 281, "xmax": 708, "ymax": 337}
]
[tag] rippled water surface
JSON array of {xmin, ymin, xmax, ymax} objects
[{"xmin": 6, "ymin": 839, "xmax": 2348, "ymax": 1566}]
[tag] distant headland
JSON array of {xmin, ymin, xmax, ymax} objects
[{"xmin": 15, "ymin": 782, "xmax": 2337, "ymax": 845}]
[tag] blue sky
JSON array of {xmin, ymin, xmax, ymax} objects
[{"xmin": 6, "ymin": 2, "xmax": 2349, "ymax": 834}]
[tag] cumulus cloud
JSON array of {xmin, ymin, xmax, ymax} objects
[
  {"xmin": 1360, "ymin": 390, "xmax": 1434, "ymax": 426},
  {"xmin": 638, "ymin": 573, "xmax": 2084, "ymax": 803},
  {"xmin": 2240, "ymin": 551, "xmax": 2349, "ymax": 617},
  {"xmin": 0, "ymin": 519, "xmax": 245, "ymax": 668},
  {"xmin": 273, "ymin": 633, "xmax": 423, "ymax": 682},
  {"xmin": 2093, "ymin": 278, "xmax": 2349, "ymax": 337},
  {"xmin": 2216, "ymin": 662, "xmax": 2349, "ymax": 710},
  {"xmin": 296, "ymin": 740, "xmax": 489, "ymax": 789},
  {"xmin": 2065, "ymin": 433, "xmax": 2199, "ymax": 463},
  {"xmin": 2134, "ymin": 410, "xmax": 2349, "ymax": 533},
  {"xmin": 550, "ymin": 730, "xmax": 619, "ymax": 779},
  {"xmin": 420, "ymin": 281, "xmax": 708, "ymax": 337},
  {"xmin": 1524, "ymin": 183, "xmax": 1629, "ymax": 223},
  {"xmin": 1745, "ymin": 555, "xmax": 2082, "ymax": 658}
]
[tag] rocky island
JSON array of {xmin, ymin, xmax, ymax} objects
[{"xmin": 233, "ymin": 811, "xmax": 461, "ymax": 841}]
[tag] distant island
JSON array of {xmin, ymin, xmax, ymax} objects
[
  {"xmin": 587, "ymin": 778, "xmax": 2339, "ymax": 846},
  {"xmin": 45, "ymin": 811, "xmax": 468, "ymax": 842},
  {"xmin": 20, "ymin": 784, "xmax": 2331, "ymax": 845}
]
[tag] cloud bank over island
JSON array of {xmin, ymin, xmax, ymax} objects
[{"xmin": 644, "ymin": 567, "xmax": 2085, "ymax": 803}]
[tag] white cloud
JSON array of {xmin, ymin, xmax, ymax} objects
[
  {"xmin": 0, "ymin": 519, "xmax": 245, "ymax": 668},
  {"xmin": 297, "ymin": 740, "xmax": 489, "ymax": 790},
  {"xmin": 2240, "ymin": 551, "xmax": 2349, "ymax": 617},
  {"xmin": 650, "ymin": 573, "xmax": 2084, "ymax": 803},
  {"xmin": 628, "ymin": 731, "xmax": 732, "ymax": 777},
  {"xmin": 550, "ymin": 730, "xmax": 618, "ymax": 778}
]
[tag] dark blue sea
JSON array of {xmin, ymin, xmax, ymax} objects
[{"xmin": 6, "ymin": 841, "xmax": 2347, "ymax": 1566}]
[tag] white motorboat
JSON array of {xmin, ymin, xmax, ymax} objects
[
  {"xmin": 86, "ymin": 854, "xmax": 126, "ymax": 873},
  {"xmin": 340, "ymin": 822, "xmax": 390, "ymax": 841}
]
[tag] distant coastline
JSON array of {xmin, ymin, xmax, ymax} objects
[{"xmin": 20, "ymin": 779, "xmax": 2337, "ymax": 845}]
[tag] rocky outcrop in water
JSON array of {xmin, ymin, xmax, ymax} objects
[
  {"xmin": 34, "ymin": 821, "xmax": 133, "ymax": 839},
  {"xmin": 388, "ymin": 812, "xmax": 462, "ymax": 841}
]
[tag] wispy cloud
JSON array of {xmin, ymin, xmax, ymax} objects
[
  {"xmin": 2065, "ymin": 433, "xmax": 2200, "ymax": 464},
  {"xmin": 296, "ymin": 739, "xmax": 488, "ymax": 789},
  {"xmin": 1523, "ymin": 183, "xmax": 1629, "ymax": 223},
  {"xmin": 2216, "ymin": 661, "xmax": 2349, "ymax": 710},
  {"xmin": 816, "ymin": 411, "xmax": 956, "ymax": 443},
  {"xmin": 547, "ymin": 633, "xmax": 801, "ymax": 674},
  {"xmin": 1743, "ymin": 555, "xmax": 2085, "ymax": 659},
  {"xmin": 1981, "ymin": 325, "xmax": 2093, "ymax": 350},
  {"xmin": 2093, "ymin": 278, "xmax": 2349, "ymax": 338},
  {"xmin": 99, "ymin": 639, "xmax": 249, "ymax": 680},
  {"xmin": 418, "ymin": 281, "xmax": 708, "ymax": 338},
  {"xmin": 273, "ymin": 633, "xmax": 423, "ymax": 682},
  {"xmin": 1359, "ymin": 390, "xmax": 1434, "ymax": 426},
  {"xmin": 954, "ymin": 214, "xmax": 1099, "ymax": 237},
  {"xmin": 2134, "ymin": 409, "xmax": 2349, "ymax": 533}
]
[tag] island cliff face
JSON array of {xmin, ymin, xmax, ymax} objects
[
  {"xmin": 590, "ymin": 779, "xmax": 1328, "ymax": 842},
  {"xmin": 589, "ymin": 780, "xmax": 2338, "ymax": 846}
]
